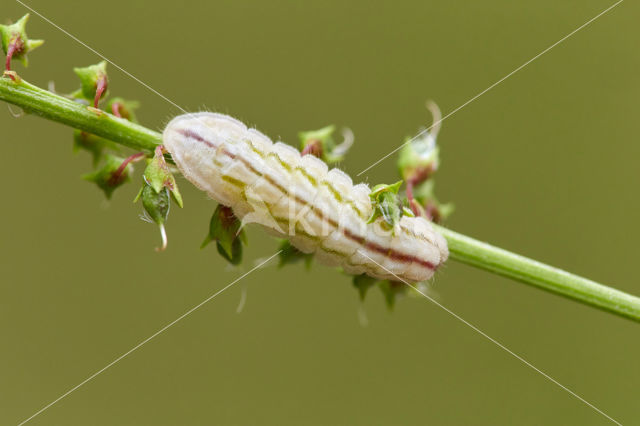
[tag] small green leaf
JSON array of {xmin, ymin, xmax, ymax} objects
[
  {"xmin": 369, "ymin": 181, "xmax": 402, "ymax": 199},
  {"xmin": 82, "ymin": 154, "xmax": 131, "ymax": 199},
  {"xmin": 402, "ymin": 206, "xmax": 415, "ymax": 217},
  {"xmin": 216, "ymin": 238, "xmax": 243, "ymax": 265},
  {"xmin": 378, "ymin": 281, "xmax": 406, "ymax": 311},
  {"xmin": 278, "ymin": 240, "xmax": 313, "ymax": 269},
  {"xmin": 0, "ymin": 14, "xmax": 44, "ymax": 68},
  {"xmin": 352, "ymin": 274, "xmax": 378, "ymax": 301}
]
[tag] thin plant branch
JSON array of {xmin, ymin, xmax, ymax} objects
[{"xmin": 2, "ymin": 74, "xmax": 639, "ymax": 322}]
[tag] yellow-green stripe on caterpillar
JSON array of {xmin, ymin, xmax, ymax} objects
[{"xmin": 163, "ymin": 113, "xmax": 448, "ymax": 282}]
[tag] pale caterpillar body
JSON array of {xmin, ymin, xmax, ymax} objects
[{"xmin": 163, "ymin": 113, "xmax": 448, "ymax": 282}]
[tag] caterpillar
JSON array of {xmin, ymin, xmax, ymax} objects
[{"xmin": 163, "ymin": 112, "xmax": 448, "ymax": 282}]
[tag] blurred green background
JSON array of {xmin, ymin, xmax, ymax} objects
[{"xmin": 1, "ymin": 0, "xmax": 639, "ymax": 424}]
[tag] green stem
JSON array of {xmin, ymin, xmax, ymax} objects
[
  {"xmin": 436, "ymin": 226, "xmax": 640, "ymax": 322},
  {"xmin": 0, "ymin": 74, "xmax": 161, "ymax": 152},
  {"xmin": 2, "ymin": 74, "xmax": 639, "ymax": 322}
]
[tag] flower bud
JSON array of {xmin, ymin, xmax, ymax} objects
[
  {"xmin": 352, "ymin": 274, "xmax": 377, "ymax": 301},
  {"xmin": 73, "ymin": 61, "xmax": 108, "ymax": 107},
  {"xmin": 397, "ymin": 131, "xmax": 439, "ymax": 182},
  {"xmin": 106, "ymin": 97, "xmax": 139, "ymax": 122},
  {"xmin": 0, "ymin": 14, "xmax": 44, "ymax": 70},
  {"xmin": 82, "ymin": 154, "xmax": 132, "ymax": 199},
  {"xmin": 201, "ymin": 205, "xmax": 247, "ymax": 265},
  {"xmin": 134, "ymin": 183, "xmax": 170, "ymax": 251},
  {"xmin": 299, "ymin": 125, "xmax": 353, "ymax": 164},
  {"xmin": 397, "ymin": 102, "xmax": 442, "ymax": 182},
  {"xmin": 73, "ymin": 130, "xmax": 119, "ymax": 166},
  {"xmin": 278, "ymin": 240, "xmax": 313, "ymax": 269},
  {"xmin": 367, "ymin": 181, "xmax": 403, "ymax": 229},
  {"xmin": 378, "ymin": 280, "xmax": 407, "ymax": 310},
  {"xmin": 143, "ymin": 146, "xmax": 183, "ymax": 208},
  {"xmin": 139, "ymin": 184, "xmax": 170, "ymax": 226}
]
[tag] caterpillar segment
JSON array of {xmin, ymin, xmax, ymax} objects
[{"xmin": 163, "ymin": 112, "xmax": 448, "ymax": 282}]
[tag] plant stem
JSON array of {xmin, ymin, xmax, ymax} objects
[
  {"xmin": 436, "ymin": 226, "xmax": 640, "ymax": 322},
  {"xmin": 2, "ymin": 74, "xmax": 639, "ymax": 322},
  {"xmin": 0, "ymin": 74, "xmax": 161, "ymax": 152}
]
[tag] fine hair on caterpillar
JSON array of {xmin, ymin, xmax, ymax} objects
[{"xmin": 163, "ymin": 112, "xmax": 448, "ymax": 283}]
